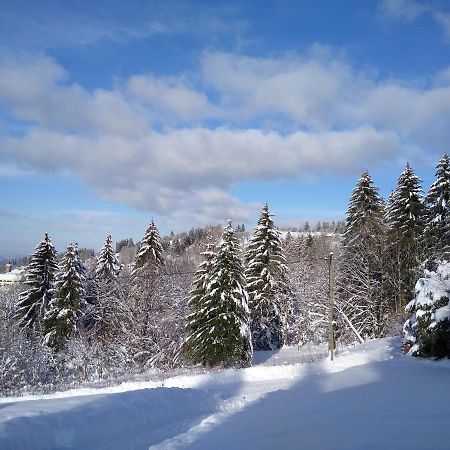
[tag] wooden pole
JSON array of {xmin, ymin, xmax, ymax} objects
[{"xmin": 328, "ymin": 252, "xmax": 335, "ymax": 361}]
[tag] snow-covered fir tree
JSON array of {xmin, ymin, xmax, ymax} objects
[
  {"xmin": 404, "ymin": 262, "xmax": 450, "ymax": 358},
  {"xmin": 92, "ymin": 235, "xmax": 124, "ymax": 341},
  {"xmin": 183, "ymin": 239, "xmax": 217, "ymax": 362},
  {"xmin": 245, "ymin": 203, "xmax": 289, "ymax": 350},
  {"xmin": 43, "ymin": 243, "xmax": 86, "ymax": 351},
  {"xmin": 132, "ymin": 220, "xmax": 164, "ymax": 277},
  {"xmin": 96, "ymin": 235, "xmax": 121, "ymax": 281},
  {"xmin": 130, "ymin": 218, "xmax": 164, "ymax": 312},
  {"xmin": 337, "ymin": 171, "xmax": 387, "ymax": 340},
  {"xmin": 424, "ymin": 154, "xmax": 450, "ymax": 264},
  {"xmin": 15, "ymin": 233, "xmax": 58, "ymax": 332},
  {"xmin": 129, "ymin": 220, "xmax": 166, "ymax": 365},
  {"xmin": 184, "ymin": 221, "xmax": 252, "ymax": 367},
  {"xmin": 385, "ymin": 163, "xmax": 425, "ymax": 311}
]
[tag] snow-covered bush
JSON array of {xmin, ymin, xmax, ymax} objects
[{"xmin": 404, "ymin": 262, "xmax": 450, "ymax": 358}]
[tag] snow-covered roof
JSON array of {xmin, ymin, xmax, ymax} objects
[{"xmin": 0, "ymin": 268, "xmax": 25, "ymax": 283}]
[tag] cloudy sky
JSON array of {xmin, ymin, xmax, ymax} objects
[{"xmin": 1, "ymin": 0, "xmax": 449, "ymax": 256}]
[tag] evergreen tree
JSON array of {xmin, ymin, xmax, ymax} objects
[
  {"xmin": 184, "ymin": 221, "xmax": 252, "ymax": 367},
  {"xmin": 385, "ymin": 163, "xmax": 425, "ymax": 311},
  {"xmin": 404, "ymin": 262, "xmax": 450, "ymax": 358},
  {"xmin": 245, "ymin": 204, "xmax": 289, "ymax": 350},
  {"xmin": 96, "ymin": 235, "xmax": 121, "ymax": 281},
  {"xmin": 131, "ymin": 219, "xmax": 164, "ymax": 310},
  {"xmin": 183, "ymin": 239, "xmax": 217, "ymax": 362},
  {"xmin": 129, "ymin": 220, "xmax": 165, "ymax": 364},
  {"xmin": 92, "ymin": 235, "xmax": 123, "ymax": 340},
  {"xmin": 133, "ymin": 220, "xmax": 164, "ymax": 277},
  {"xmin": 337, "ymin": 171, "xmax": 387, "ymax": 339},
  {"xmin": 424, "ymin": 154, "xmax": 450, "ymax": 264},
  {"xmin": 43, "ymin": 243, "xmax": 86, "ymax": 351},
  {"xmin": 15, "ymin": 233, "xmax": 58, "ymax": 332}
]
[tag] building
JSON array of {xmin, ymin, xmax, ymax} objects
[{"xmin": 0, "ymin": 268, "xmax": 25, "ymax": 286}]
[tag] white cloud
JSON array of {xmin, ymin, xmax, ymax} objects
[
  {"xmin": 0, "ymin": 125, "xmax": 399, "ymax": 223},
  {"xmin": 127, "ymin": 75, "xmax": 215, "ymax": 123},
  {"xmin": 378, "ymin": 0, "xmax": 429, "ymax": 22},
  {"xmin": 0, "ymin": 55, "xmax": 148, "ymax": 137},
  {"xmin": 200, "ymin": 50, "xmax": 361, "ymax": 129},
  {"xmin": 1, "ymin": 51, "xmax": 449, "ymax": 226},
  {"xmin": 433, "ymin": 11, "xmax": 450, "ymax": 40},
  {"xmin": 378, "ymin": 0, "xmax": 450, "ymax": 42},
  {"xmin": 0, "ymin": 1, "xmax": 248, "ymax": 50}
]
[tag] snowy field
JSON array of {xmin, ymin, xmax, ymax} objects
[{"xmin": 1, "ymin": 338, "xmax": 450, "ymax": 449}]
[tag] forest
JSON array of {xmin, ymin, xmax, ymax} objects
[{"xmin": 1, "ymin": 154, "xmax": 449, "ymax": 395}]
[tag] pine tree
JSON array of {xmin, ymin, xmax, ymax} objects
[
  {"xmin": 184, "ymin": 221, "xmax": 252, "ymax": 367},
  {"xmin": 43, "ymin": 243, "xmax": 86, "ymax": 351},
  {"xmin": 96, "ymin": 235, "xmax": 121, "ymax": 281},
  {"xmin": 245, "ymin": 204, "xmax": 289, "ymax": 350},
  {"xmin": 183, "ymin": 239, "xmax": 217, "ymax": 362},
  {"xmin": 15, "ymin": 233, "xmax": 58, "ymax": 332},
  {"xmin": 424, "ymin": 154, "xmax": 450, "ymax": 264},
  {"xmin": 385, "ymin": 163, "xmax": 425, "ymax": 311},
  {"xmin": 337, "ymin": 171, "xmax": 387, "ymax": 340}
]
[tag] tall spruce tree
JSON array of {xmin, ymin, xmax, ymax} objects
[
  {"xmin": 385, "ymin": 163, "xmax": 425, "ymax": 311},
  {"xmin": 131, "ymin": 219, "xmax": 165, "ymax": 310},
  {"xmin": 245, "ymin": 204, "xmax": 289, "ymax": 350},
  {"xmin": 183, "ymin": 239, "xmax": 217, "ymax": 362},
  {"xmin": 43, "ymin": 243, "xmax": 86, "ymax": 351},
  {"xmin": 424, "ymin": 154, "xmax": 450, "ymax": 264},
  {"xmin": 15, "ymin": 233, "xmax": 58, "ymax": 332},
  {"xmin": 337, "ymin": 171, "xmax": 387, "ymax": 339},
  {"xmin": 184, "ymin": 221, "xmax": 252, "ymax": 367},
  {"xmin": 93, "ymin": 235, "xmax": 123, "ymax": 340},
  {"xmin": 96, "ymin": 235, "xmax": 121, "ymax": 281},
  {"xmin": 129, "ymin": 220, "xmax": 165, "ymax": 363},
  {"xmin": 133, "ymin": 220, "xmax": 164, "ymax": 277}
]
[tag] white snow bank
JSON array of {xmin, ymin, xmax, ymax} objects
[{"xmin": 2, "ymin": 338, "xmax": 450, "ymax": 449}]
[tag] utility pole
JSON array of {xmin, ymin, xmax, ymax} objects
[{"xmin": 328, "ymin": 252, "xmax": 335, "ymax": 361}]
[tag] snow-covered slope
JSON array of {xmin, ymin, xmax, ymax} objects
[{"xmin": 1, "ymin": 338, "xmax": 449, "ymax": 449}]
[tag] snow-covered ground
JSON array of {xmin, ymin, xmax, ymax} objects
[{"xmin": 1, "ymin": 338, "xmax": 449, "ymax": 449}]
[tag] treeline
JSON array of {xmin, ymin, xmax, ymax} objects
[
  {"xmin": 1, "ymin": 154, "xmax": 449, "ymax": 394},
  {"xmin": 336, "ymin": 155, "xmax": 450, "ymax": 357},
  {"xmin": 281, "ymin": 220, "xmax": 345, "ymax": 234}
]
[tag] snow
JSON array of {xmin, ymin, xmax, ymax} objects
[
  {"xmin": 1, "ymin": 338, "xmax": 450, "ymax": 449},
  {"xmin": 0, "ymin": 268, "xmax": 24, "ymax": 284}
]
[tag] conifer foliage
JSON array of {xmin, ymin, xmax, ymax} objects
[
  {"xmin": 183, "ymin": 240, "xmax": 217, "ymax": 362},
  {"xmin": 96, "ymin": 235, "xmax": 121, "ymax": 281},
  {"xmin": 386, "ymin": 163, "xmax": 425, "ymax": 309},
  {"xmin": 15, "ymin": 233, "xmax": 58, "ymax": 331},
  {"xmin": 424, "ymin": 154, "xmax": 450, "ymax": 263},
  {"xmin": 93, "ymin": 235, "xmax": 125, "ymax": 340},
  {"xmin": 43, "ymin": 243, "xmax": 86, "ymax": 351},
  {"xmin": 185, "ymin": 221, "xmax": 252, "ymax": 367},
  {"xmin": 133, "ymin": 220, "xmax": 164, "ymax": 277},
  {"xmin": 404, "ymin": 262, "xmax": 450, "ymax": 358},
  {"xmin": 245, "ymin": 204, "xmax": 289, "ymax": 350},
  {"xmin": 337, "ymin": 171, "xmax": 387, "ymax": 339}
]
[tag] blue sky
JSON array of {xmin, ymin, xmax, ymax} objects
[{"xmin": 1, "ymin": 0, "xmax": 450, "ymax": 256}]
